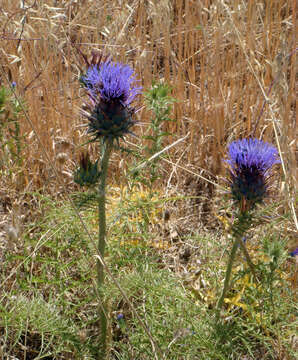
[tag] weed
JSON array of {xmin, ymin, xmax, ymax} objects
[{"xmin": 128, "ymin": 81, "xmax": 175, "ymax": 193}]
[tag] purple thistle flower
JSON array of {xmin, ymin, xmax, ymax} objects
[
  {"xmin": 81, "ymin": 61, "xmax": 142, "ymax": 142},
  {"xmin": 117, "ymin": 313, "xmax": 124, "ymax": 321},
  {"xmin": 225, "ymin": 138, "xmax": 280, "ymax": 210},
  {"xmin": 290, "ymin": 248, "xmax": 298, "ymax": 257},
  {"xmin": 83, "ymin": 62, "xmax": 141, "ymax": 104}
]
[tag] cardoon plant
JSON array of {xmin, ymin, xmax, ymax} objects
[
  {"xmin": 76, "ymin": 55, "xmax": 141, "ymax": 357},
  {"xmin": 217, "ymin": 138, "xmax": 280, "ymax": 315}
]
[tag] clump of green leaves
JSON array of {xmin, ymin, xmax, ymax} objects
[
  {"xmin": 128, "ymin": 81, "xmax": 175, "ymax": 193},
  {"xmin": 0, "ymin": 84, "xmax": 25, "ymax": 168}
]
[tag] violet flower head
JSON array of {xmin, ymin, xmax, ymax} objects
[
  {"xmin": 81, "ymin": 61, "xmax": 142, "ymax": 142},
  {"xmin": 226, "ymin": 138, "xmax": 280, "ymax": 210},
  {"xmin": 116, "ymin": 313, "xmax": 124, "ymax": 321},
  {"xmin": 290, "ymin": 248, "xmax": 298, "ymax": 257}
]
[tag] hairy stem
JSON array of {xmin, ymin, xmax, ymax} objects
[{"xmin": 97, "ymin": 138, "xmax": 112, "ymax": 358}]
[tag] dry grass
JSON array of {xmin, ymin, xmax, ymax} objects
[{"xmin": 0, "ymin": 0, "xmax": 296, "ymax": 220}]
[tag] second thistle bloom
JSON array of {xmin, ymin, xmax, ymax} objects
[
  {"xmin": 226, "ymin": 138, "xmax": 280, "ymax": 210},
  {"xmin": 81, "ymin": 61, "xmax": 142, "ymax": 142}
]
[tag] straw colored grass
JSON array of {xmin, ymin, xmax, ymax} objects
[{"xmin": 0, "ymin": 1, "xmax": 296, "ymax": 215}]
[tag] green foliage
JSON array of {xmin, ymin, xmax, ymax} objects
[
  {"xmin": 108, "ymin": 187, "xmax": 164, "ymax": 243},
  {"xmin": 216, "ymin": 234, "xmax": 296, "ymax": 359},
  {"xmin": 0, "ymin": 84, "xmax": 25, "ymax": 168},
  {"xmin": 103, "ymin": 265, "xmax": 209, "ymax": 359},
  {"xmin": 0, "ymin": 195, "xmax": 296, "ymax": 359},
  {"xmin": 128, "ymin": 81, "xmax": 175, "ymax": 192},
  {"xmin": 0, "ymin": 295, "xmax": 78, "ymax": 358},
  {"xmin": 72, "ymin": 190, "xmax": 100, "ymax": 211},
  {"xmin": 0, "ymin": 197, "xmax": 95, "ymax": 358}
]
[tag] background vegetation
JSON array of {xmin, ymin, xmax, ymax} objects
[{"xmin": 0, "ymin": 0, "xmax": 296, "ymax": 359}]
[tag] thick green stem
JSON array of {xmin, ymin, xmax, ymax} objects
[
  {"xmin": 217, "ymin": 238, "xmax": 239, "ymax": 315},
  {"xmin": 97, "ymin": 139, "xmax": 112, "ymax": 358},
  {"xmin": 217, "ymin": 210, "xmax": 257, "ymax": 320},
  {"xmin": 236, "ymin": 211, "xmax": 258, "ymax": 282},
  {"xmin": 97, "ymin": 140, "xmax": 112, "ymax": 284}
]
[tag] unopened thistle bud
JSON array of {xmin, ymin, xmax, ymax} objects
[{"xmin": 74, "ymin": 152, "xmax": 100, "ymax": 186}]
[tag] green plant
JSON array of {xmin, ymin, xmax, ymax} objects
[
  {"xmin": 217, "ymin": 139, "xmax": 281, "ymax": 315},
  {"xmin": 128, "ymin": 81, "xmax": 175, "ymax": 193},
  {"xmin": 74, "ymin": 54, "xmax": 142, "ymax": 358}
]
